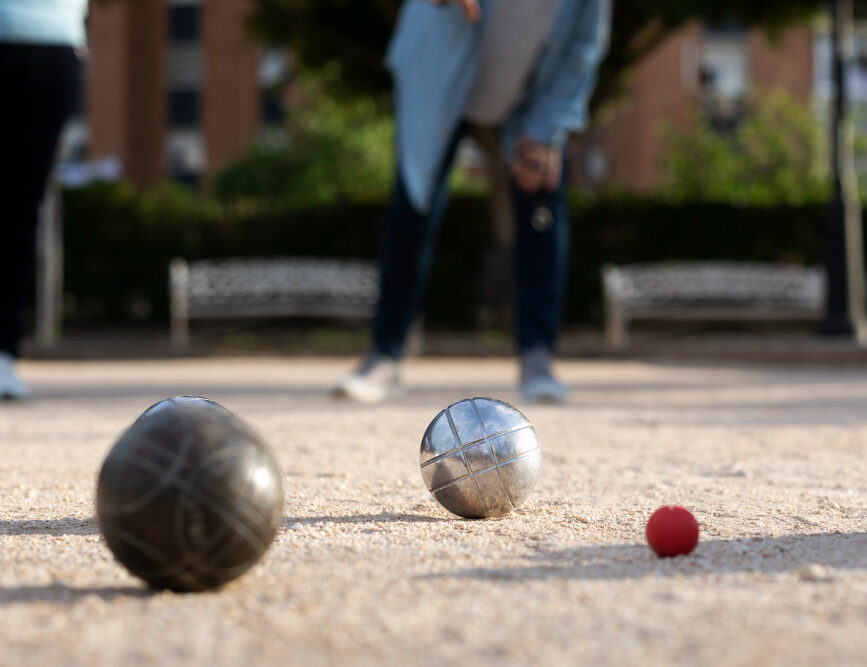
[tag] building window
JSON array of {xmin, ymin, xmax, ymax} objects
[
  {"xmin": 167, "ymin": 130, "xmax": 205, "ymax": 187},
  {"xmin": 166, "ymin": 0, "xmax": 202, "ymax": 183},
  {"xmin": 59, "ymin": 55, "xmax": 88, "ymax": 164},
  {"xmin": 167, "ymin": 42, "xmax": 201, "ymax": 89},
  {"xmin": 700, "ymin": 28, "xmax": 749, "ymax": 130},
  {"xmin": 169, "ymin": 4, "xmax": 199, "ymax": 42},
  {"xmin": 813, "ymin": 26, "xmax": 867, "ymax": 105},
  {"xmin": 169, "ymin": 89, "xmax": 199, "ymax": 127},
  {"xmin": 259, "ymin": 49, "xmax": 290, "ymax": 128},
  {"xmin": 56, "ymin": 121, "xmax": 89, "ymax": 166},
  {"xmin": 813, "ymin": 19, "xmax": 867, "ymax": 179},
  {"xmin": 261, "ymin": 91, "xmax": 285, "ymax": 126}
]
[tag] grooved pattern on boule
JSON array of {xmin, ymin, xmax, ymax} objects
[
  {"xmin": 420, "ymin": 397, "xmax": 541, "ymax": 519},
  {"xmin": 97, "ymin": 399, "xmax": 284, "ymax": 592}
]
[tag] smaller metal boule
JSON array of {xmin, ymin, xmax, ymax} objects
[{"xmin": 419, "ymin": 397, "xmax": 541, "ymax": 519}]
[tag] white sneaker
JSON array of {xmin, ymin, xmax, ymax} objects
[
  {"xmin": 0, "ymin": 352, "xmax": 29, "ymax": 401},
  {"xmin": 519, "ymin": 347, "xmax": 567, "ymax": 404},
  {"xmin": 334, "ymin": 353, "xmax": 402, "ymax": 403}
]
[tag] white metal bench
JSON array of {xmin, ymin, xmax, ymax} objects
[
  {"xmin": 602, "ymin": 261, "xmax": 827, "ymax": 349},
  {"xmin": 169, "ymin": 257, "xmax": 379, "ymax": 348}
]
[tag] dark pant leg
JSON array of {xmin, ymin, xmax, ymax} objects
[
  {"xmin": 372, "ymin": 125, "xmax": 466, "ymax": 360},
  {"xmin": 0, "ymin": 44, "xmax": 79, "ymax": 356},
  {"xmin": 510, "ymin": 157, "xmax": 570, "ymax": 353}
]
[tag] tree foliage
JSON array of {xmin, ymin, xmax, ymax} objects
[
  {"xmin": 660, "ymin": 90, "xmax": 829, "ymax": 205},
  {"xmin": 247, "ymin": 0, "xmax": 828, "ymax": 111},
  {"xmin": 212, "ymin": 68, "xmax": 395, "ymax": 205}
]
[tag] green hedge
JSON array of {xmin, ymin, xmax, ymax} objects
[{"xmin": 62, "ymin": 183, "xmax": 831, "ymax": 329}]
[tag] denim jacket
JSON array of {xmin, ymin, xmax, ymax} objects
[
  {"xmin": 0, "ymin": 0, "xmax": 87, "ymax": 47},
  {"xmin": 386, "ymin": 0, "xmax": 611, "ymax": 213}
]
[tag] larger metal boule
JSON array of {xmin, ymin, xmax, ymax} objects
[{"xmin": 97, "ymin": 397, "xmax": 284, "ymax": 592}]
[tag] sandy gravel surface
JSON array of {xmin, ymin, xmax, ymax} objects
[{"xmin": 1, "ymin": 357, "xmax": 866, "ymax": 666}]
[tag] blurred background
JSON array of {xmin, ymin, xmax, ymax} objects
[{"xmin": 34, "ymin": 0, "xmax": 867, "ymax": 357}]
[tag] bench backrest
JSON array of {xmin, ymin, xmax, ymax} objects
[
  {"xmin": 603, "ymin": 261, "xmax": 826, "ymax": 311},
  {"xmin": 171, "ymin": 257, "xmax": 379, "ymax": 307}
]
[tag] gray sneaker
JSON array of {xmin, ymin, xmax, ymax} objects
[
  {"xmin": 334, "ymin": 353, "xmax": 402, "ymax": 403},
  {"xmin": 0, "ymin": 352, "xmax": 29, "ymax": 401},
  {"xmin": 519, "ymin": 347, "xmax": 567, "ymax": 404}
]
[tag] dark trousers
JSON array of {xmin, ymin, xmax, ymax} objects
[
  {"xmin": 0, "ymin": 43, "xmax": 79, "ymax": 357},
  {"xmin": 373, "ymin": 124, "xmax": 570, "ymax": 359}
]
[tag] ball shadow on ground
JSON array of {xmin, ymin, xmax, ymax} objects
[
  {"xmin": 0, "ymin": 518, "xmax": 154, "ymax": 604},
  {"xmin": 0, "ymin": 583, "xmax": 153, "ymax": 605},
  {"xmin": 29, "ymin": 384, "xmax": 321, "ymax": 401},
  {"xmin": 0, "ymin": 518, "xmax": 98, "ymax": 535},
  {"xmin": 426, "ymin": 532, "xmax": 867, "ymax": 581},
  {"xmin": 283, "ymin": 511, "xmax": 449, "ymax": 527}
]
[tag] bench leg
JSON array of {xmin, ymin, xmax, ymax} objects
[
  {"xmin": 605, "ymin": 301, "xmax": 629, "ymax": 350},
  {"xmin": 170, "ymin": 258, "xmax": 190, "ymax": 350},
  {"xmin": 171, "ymin": 312, "xmax": 189, "ymax": 350}
]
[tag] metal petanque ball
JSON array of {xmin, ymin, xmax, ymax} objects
[
  {"xmin": 134, "ymin": 395, "xmax": 230, "ymax": 425},
  {"xmin": 97, "ymin": 397, "xmax": 284, "ymax": 592},
  {"xmin": 420, "ymin": 397, "xmax": 541, "ymax": 519}
]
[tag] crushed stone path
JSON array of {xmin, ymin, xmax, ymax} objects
[{"xmin": 1, "ymin": 357, "xmax": 866, "ymax": 666}]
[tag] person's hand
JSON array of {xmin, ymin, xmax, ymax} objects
[
  {"xmin": 510, "ymin": 137, "xmax": 562, "ymax": 194},
  {"xmin": 425, "ymin": 0, "xmax": 481, "ymax": 22}
]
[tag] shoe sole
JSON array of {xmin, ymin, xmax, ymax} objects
[
  {"xmin": 333, "ymin": 386, "xmax": 386, "ymax": 403},
  {"xmin": 333, "ymin": 384, "xmax": 403, "ymax": 403},
  {"xmin": 520, "ymin": 393, "xmax": 567, "ymax": 405},
  {"xmin": 519, "ymin": 384, "xmax": 568, "ymax": 405}
]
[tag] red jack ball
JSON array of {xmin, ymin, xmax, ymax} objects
[{"xmin": 645, "ymin": 505, "xmax": 699, "ymax": 557}]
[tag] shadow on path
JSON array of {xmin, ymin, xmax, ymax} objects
[
  {"xmin": 593, "ymin": 397, "xmax": 867, "ymax": 426},
  {"xmin": 0, "ymin": 583, "xmax": 152, "ymax": 605},
  {"xmin": 29, "ymin": 385, "xmax": 322, "ymax": 401},
  {"xmin": 0, "ymin": 518, "xmax": 98, "ymax": 536},
  {"xmin": 427, "ymin": 532, "xmax": 867, "ymax": 581},
  {"xmin": 284, "ymin": 511, "xmax": 448, "ymax": 527}
]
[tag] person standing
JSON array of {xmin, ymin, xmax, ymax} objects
[
  {"xmin": 0, "ymin": 0, "xmax": 87, "ymax": 399},
  {"xmin": 336, "ymin": 0, "xmax": 610, "ymax": 403}
]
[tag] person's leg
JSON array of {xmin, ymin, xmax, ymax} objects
[
  {"xmin": 371, "ymin": 126, "xmax": 466, "ymax": 360},
  {"xmin": 511, "ymin": 157, "xmax": 570, "ymax": 353},
  {"xmin": 0, "ymin": 44, "xmax": 78, "ymax": 399},
  {"xmin": 0, "ymin": 44, "xmax": 79, "ymax": 358},
  {"xmin": 336, "ymin": 124, "xmax": 465, "ymax": 402},
  {"xmin": 510, "ymin": 154, "xmax": 570, "ymax": 401}
]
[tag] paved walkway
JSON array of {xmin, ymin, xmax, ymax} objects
[{"xmin": 2, "ymin": 357, "xmax": 866, "ymax": 666}]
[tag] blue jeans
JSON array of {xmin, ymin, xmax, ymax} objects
[{"xmin": 373, "ymin": 124, "xmax": 570, "ymax": 360}]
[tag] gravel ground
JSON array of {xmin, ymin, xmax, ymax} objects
[{"xmin": 1, "ymin": 357, "xmax": 866, "ymax": 667}]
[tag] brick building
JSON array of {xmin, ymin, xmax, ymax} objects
[
  {"xmin": 66, "ymin": 4, "xmax": 832, "ymax": 192},
  {"xmin": 572, "ymin": 22, "xmax": 818, "ymax": 192},
  {"xmin": 66, "ymin": 0, "xmax": 284, "ymax": 187}
]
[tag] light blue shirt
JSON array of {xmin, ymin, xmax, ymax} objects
[
  {"xmin": 0, "ymin": 0, "xmax": 88, "ymax": 47},
  {"xmin": 386, "ymin": 0, "xmax": 611, "ymax": 213}
]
